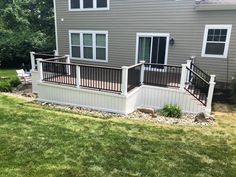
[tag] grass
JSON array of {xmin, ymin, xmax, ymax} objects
[
  {"xmin": 0, "ymin": 94, "xmax": 236, "ymax": 177},
  {"xmin": 0, "ymin": 69, "xmax": 21, "ymax": 92}
]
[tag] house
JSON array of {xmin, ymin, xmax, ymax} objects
[
  {"xmin": 53, "ymin": 0, "xmax": 236, "ymax": 87},
  {"xmin": 30, "ymin": 0, "xmax": 234, "ymax": 114}
]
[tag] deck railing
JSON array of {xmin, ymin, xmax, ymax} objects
[
  {"xmin": 41, "ymin": 61, "xmax": 77, "ymax": 86},
  {"xmin": 127, "ymin": 63, "xmax": 142, "ymax": 92},
  {"xmin": 80, "ymin": 65, "xmax": 122, "ymax": 92},
  {"xmin": 190, "ymin": 62, "xmax": 211, "ymax": 82},
  {"xmin": 185, "ymin": 67, "xmax": 210, "ymax": 106},
  {"xmin": 33, "ymin": 53, "xmax": 216, "ymax": 110},
  {"xmin": 144, "ymin": 63, "xmax": 182, "ymax": 88},
  {"xmin": 31, "ymin": 51, "xmax": 62, "ymax": 70}
]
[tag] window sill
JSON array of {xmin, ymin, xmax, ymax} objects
[
  {"xmin": 71, "ymin": 57, "xmax": 108, "ymax": 63},
  {"xmin": 201, "ymin": 54, "xmax": 227, "ymax": 59},
  {"xmin": 69, "ymin": 8, "xmax": 110, "ymax": 12}
]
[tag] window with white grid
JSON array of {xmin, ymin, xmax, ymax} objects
[{"xmin": 202, "ymin": 25, "xmax": 232, "ymax": 58}]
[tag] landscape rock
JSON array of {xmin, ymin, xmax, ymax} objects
[
  {"xmin": 138, "ymin": 108, "xmax": 155, "ymax": 116},
  {"xmin": 194, "ymin": 112, "xmax": 208, "ymax": 123}
]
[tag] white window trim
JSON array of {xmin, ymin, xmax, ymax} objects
[
  {"xmin": 68, "ymin": 0, "xmax": 110, "ymax": 11},
  {"xmin": 135, "ymin": 33, "xmax": 170, "ymax": 65},
  {"xmin": 69, "ymin": 30, "xmax": 108, "ymax": 63},
  {"xmin": 201, "ymin": 24, "xmax": 232, "ymax": 59}
]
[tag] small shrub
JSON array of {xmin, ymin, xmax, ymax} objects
[
  {"xmin": 0, "ymin": 77, "xmax": 21, "ymax": 92},
  {"xmin": 9, "ymin": 77, "xmax": 21, "ymax": 88},
  {"xmin": 0, "ymin": 81, "xmax": 12, "ymax": 92},
  {"xmin": 160, "ymin": 104, "xmax": 182, "ymax": 118}
]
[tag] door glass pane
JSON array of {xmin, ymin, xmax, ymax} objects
[
  {"xmin": 71, "ymin": 0, "xmax": 80, "ymax": 8},
  {"xmin": 97, "ymin": 0, "xmax": 107, "ymax": 8},
  {"xmin": 96, "ymin": 48, "xmax": 106, "ymax": 60},
  {"xmin": 205, "ymin": 43, "xmax": 225, "ymax": 55},
  {"xmin": 83, "ymin": 0, "xmax": 93, "ymax": 8},
  {"xmin": 72, "ymin": 46, "xmax": 80, "ymax": 58},
  {"xmin": 83, "ymin": 34, "xmax": 92, "ymax": 46},
  {"xmin": 151, "ymin": 37, "xmax": 159, "ymax": 64},
  {"xmin": 84, "ymin": 47, "xmax": 93, "ymax": 59},
  {"xmin": 138, "ymin": 37, "xmax": 151, "ymax": 63},
  {"xmin": 158, "ymin": 37, "xmax": 166, "ymax": 65},
  {"xmin": 71, "ymin": 33, "xmax": 80, "ymax": 45},
  {"xmin": 96, "ymin": 34, "xmax": 106, "ymax": 47}
]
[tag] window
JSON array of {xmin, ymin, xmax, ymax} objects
[
  {"xmin": 71, "ymin": 33, "xmax": 80, "ymax": 58},
  {"xmin": 71, "ymin": 0, "xmax": 80, "ymax": 9},
  {"xmin": 69, "ymin": 0, "xmax": 109, "ymax": 10},
  {"xmin": 136, "ymin": 33, "xmax": 169, "ymax": 65},
  {"xmin": 202, "ymin": 25, "xmax": 232, "ymax": 58},
  {"xmin": 69, "ymin": 30, "xmax": 108, "ymax": 62}
]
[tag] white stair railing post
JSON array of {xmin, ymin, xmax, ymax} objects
[
  {"xmin": 36, "ymin": 58, "xmax": 43, "ymax": 82},
  {"xmin": 206, "ymin": 75, "xmax": 216, "ymax": 113},
  {"xmin": 186, "ymin": 60, "xmax": 192, "ymax": 82},
  {"xmin": 30, "ymin": 52, "xmax": 36, "ymax": 71},
  {"xmin": 76, "ymin": 65, "xmax": 81, "ymax": 88},
  {"xmin": 140, "ymin": 61, "xmax": 145, "ymax": 85},
  {"xmin": 121, "ymin": 66, "xmax": 129, "ymax": 95},
  {"xmin": 186, "ymin": 60, "xmax": 192, "ymax": 69},
  {"xmin": 179, "ymin": 64, "xmax": 188, "ymax": 91},
  {"xmin": 66, "ymin": 55, "xmax": 71, "ymax": 75}
]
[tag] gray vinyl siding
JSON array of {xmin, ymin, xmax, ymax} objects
[{"xmin": 55, "ymin": 0, "xmax": 236, "ymax": 83}]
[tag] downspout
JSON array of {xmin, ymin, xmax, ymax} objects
[
  {"xmin": 226, "ymin": 57, "xmax": 229, "ymax": 89},
  {"xmin": 53, "ymin": 0, "xmax": 59, "ymax": 55}
]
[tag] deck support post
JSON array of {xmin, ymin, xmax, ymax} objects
[
  {"xmin": 121, "ymin": 66, "xmax": 129, "ymax": 95},
  {"xmin": 76, "ymin": 65, "xmax": 81, "ymax": 88},
  {"xmin": 37, "ymin": 58, "xmax": 43, "ymax": 82},
  {"xmin": 179, "ymin": 64, "xmax": 188, "ymax": 91},
  {"xmin": 140, "ymin": 61, "xmax": 145, "ymax": 85},
  {"xmin": 206, "ymin": 75, "xmax": 216, "ymax": 113},
  {"xmin": 66, "ymin": 55, "xmax": 71, "ymax": 75},
  {"xmin": 30, "ymin": 52, "xmax": 36, "ymax": 71}
]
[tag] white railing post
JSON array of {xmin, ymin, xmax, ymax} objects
[
  {"xmin": 30, "ymin": 52, "xmax": 36, "ymax": 71},
  {"xmin": 54, "ymin": 50, "xmax": 59, "ymax": 56},
  {"xmin": 121, "ymin": 66, "xmax": 129, "ymax": 95},
  {"xmin": 66, "ymin": 55, "xmax": 71, "ymax": 75},
  {"xmin": 179, "ymin": 64, "xmax": 188, "ymax": 91},
  {"xmin": 186, "ymin": 60, "xmax": 192, "ymax": 69},
  {"xmin": 36, "ymin": 58, "xmax": 43, "ymax": 82},
  {"xmin": 76, "ymin": 65, "xmax": 81, "ymax": 88},
  {"xmin": 206, "ymin": 75, "xmax": 216, "ymax": 113},
  {"xmin": 186, "ymin": 60, "xmax": 192, "ymax": 82},
  {"xmin": 140, "ymin": 61, "xmax": 145, "ymax": 85}
]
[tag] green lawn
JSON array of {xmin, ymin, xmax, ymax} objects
[
  {"xmin": 0, "ymin": 69, "xmax": 21, "ymax": 92},
  {"xmin": 0, "ymin": 69, "xmax": 17, "ymax": 78},
  {"xmin": 0, "ymin": 94, "xmax": 236, "ymax": 177}
]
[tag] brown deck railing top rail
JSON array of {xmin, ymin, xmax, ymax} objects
[
  {"xmin": 144, "ymin": 63, "xmax": 182, "ymax": 88},
  {"xmin": 185, "ymin": 67, "xmax": 210, "ymax": 106}
]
